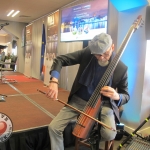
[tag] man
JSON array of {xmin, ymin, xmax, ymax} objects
[{"xmin": 46, "ymin": 33, "xmax": 130, "ymax": 150}]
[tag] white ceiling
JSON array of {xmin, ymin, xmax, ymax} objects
[
  {"xmin": 0, "ymin": 0, "xmax": 76, "ymax": 23},
  {"xmin": 0, "ymin": 0, "xmax": 77, "ymax": 37}
]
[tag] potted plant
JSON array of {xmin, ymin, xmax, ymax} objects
[
  {"xmin": 5, "ymin": 53, "xmax": 12, "ymax": 60},
  {"xmin": 5, "ymin": 53, "xmax": 12, "ymax": 68}
]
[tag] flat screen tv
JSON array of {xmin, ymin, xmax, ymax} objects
[{"xmin": 60, "ymin": 0, "xmax": 108, "ymax": 42}]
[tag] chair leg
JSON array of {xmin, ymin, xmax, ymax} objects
[
  {"xmin": 75, "ymin": 137, "xmax": 114, "ymax": 150},
  {"xmin": 105, "ymin": 140, "xmax": 114, "ymax": 150},
  {"xmin": 110, "ymin": 141, "xmax": 114, "ymax": 150},
  {"xmin": 75, "ymin": 137, "xmax": 80, "ymax": 150},
  {"xmin": 75, "ymin": 137, "xmax": 91, "ymax": 150}
]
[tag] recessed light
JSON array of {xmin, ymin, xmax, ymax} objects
[
  {"xmin": 7, "ymin": 10, "xmax": 14, "ymax": 16},
  {"xmin": 12, "ymin": 11, "xmax": 20, "ymax": 17}
]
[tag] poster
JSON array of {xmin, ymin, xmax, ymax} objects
[{"xmin": 44, "ymin": 11, "xmax": 59, "ymax": 85}]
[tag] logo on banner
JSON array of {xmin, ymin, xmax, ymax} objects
[{"xmin": 0, "ymin": 112, "xmax": 13, "ymax": 142}]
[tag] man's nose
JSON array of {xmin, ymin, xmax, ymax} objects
[{"xmin": 98, "ymin": 55, "xmax": 104, "ymax": 59}]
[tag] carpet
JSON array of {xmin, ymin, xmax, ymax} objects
[
  {"xmin": 0, "ymin": 72, "xmax": 70, "ymax": 132},
  {"xmin": 4, "ymin": 75, "xmax": 39, "ymax": 82}
]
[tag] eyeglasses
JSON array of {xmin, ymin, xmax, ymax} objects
[{"xmin": 94, "ymin": 47, "xmax": 112, "ymax": 58}]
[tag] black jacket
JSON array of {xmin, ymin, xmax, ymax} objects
[{"xmin": 50, "ymin": 46, "xmax": 130, "ymax": 123}]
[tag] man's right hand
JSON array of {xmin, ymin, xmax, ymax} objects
[{"xmin": 46, "ymin": 77, "xmax": 58, "ymax": 100}]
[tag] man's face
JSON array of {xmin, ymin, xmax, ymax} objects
[{"xmin": 94, "ymin": 44, "xmax": 114, "ymax": 63}]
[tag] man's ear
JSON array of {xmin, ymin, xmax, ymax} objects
[{"xmin": 111, "ymin": 44, "xmax": 115, "ymax": 51}]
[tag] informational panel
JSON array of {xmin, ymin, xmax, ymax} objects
[
  {"xmin": 24, "ymin": 24, "xmax": 33, "ymax": 77},
  {"xmin": 44, "ymin": 11, "xmax": 59, "ymax": 85},
  {"xmin": 24, "ymin": 44, "xmax": 33, "ymax": 77},
  {"xmin": 25, "ymin": 24, "xmax": 32, "ymax": 45}
]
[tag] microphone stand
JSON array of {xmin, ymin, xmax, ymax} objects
[{"xmin": 117, "ymin": 114, "xmax": 150, "ymax": 149}]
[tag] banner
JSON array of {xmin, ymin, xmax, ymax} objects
[
  {"xmin": 24, "ymin": 44, "xmax": 33, "ymax": 77},
  {"xmin": 24, "ymin": 24, "xmax": 33, "ymax": 77},
  {"xmin": 44, "ymin": 10, "xmax": 59, "ymax": 85},
  {"xmin": 40, "ymin": 24, "xmax": 46, "ymax": 77},
  {"xmin": 25, "ymin": 24, "xmax": 32, "ymax": 45}
]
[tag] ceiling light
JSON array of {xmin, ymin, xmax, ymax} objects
[
  {"xmin": 12, "ymin": 11, "xmax": 20, "ymax": 17},
  {"xmin": 7, "ymin": 10, "xmax": 14, "ymax": 16}
]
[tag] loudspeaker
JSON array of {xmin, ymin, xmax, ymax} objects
[{"xmin": 145, "ymin": 6, "xmax": 150, "ymax": 40}]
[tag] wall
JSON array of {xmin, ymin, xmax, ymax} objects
[
  {"xmin": 0, "ymin": 20, "xmax": 27, "ymax": 73},
  {"xmin": 117, "ymin": 7, "xmax": 150, "ymax": 134}
]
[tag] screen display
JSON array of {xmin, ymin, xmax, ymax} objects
[{"xmin": 60, "ymin": 0, "xmax": 108, "ymax": 42}]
